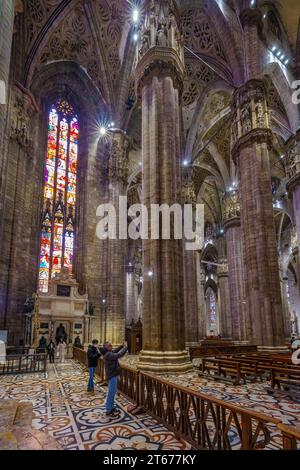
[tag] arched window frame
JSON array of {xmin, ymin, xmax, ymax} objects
[{"xmin": 38, "ymin": 99, "xmax": 79, "ymax": 292}]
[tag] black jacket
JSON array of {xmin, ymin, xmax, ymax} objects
[
  {"xmin": 87, "ymin": 345, "xmax": 101, "ymax": 367},
  {"xmin": 101, "ymin": 345, "xmax": 128, "ymax": 380}
]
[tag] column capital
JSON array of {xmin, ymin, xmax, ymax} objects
[
  {"xmin": 107, "ymin": 130, "xmax": 130, "ymax": 184},
  {"xmin": 135, "ymin": 0, "xmax": 184, "ymax": 98},
  {"xmin": 231, "ymin": 80, "xmax": 272, "ymax": 162},
  {"xmin": 223, "ymin": 190, "xmax": 241, "ymax": 229},
  {"xmin": 286, "ymin": 130, "xmax": 300, "ymax": 193}
]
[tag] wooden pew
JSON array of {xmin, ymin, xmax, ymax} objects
[
  {"xmin": 199, "ymin": 355, "xmax": 299, "ymax": 387},
  {"xmin": 267, "ymin": 366, "xmax": 300, "ymax": 401},
  {"xmin": 199, "ymin": 357, "xmax": 258, "ymax": 385}
]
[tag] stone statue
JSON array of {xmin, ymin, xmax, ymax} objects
[
  {"xmin": 255, "ymin": 100, "xmax": 265, "ymax": 128},
  {"xmin": 139, "ymin": 31, "xmax": 150, "ymax": 57},
  {"xmin": 38, "ymin": 335, "xmax": 47, "ymax": 352},
  {"xmin": 88, "ymin": 303, "xmax": 94, "ymax": 316},
  {"xmin": 24, "ymin": 297, "xmax": 34, "ymax": 314},
  {"xmin": 156, "ymin": 21, "xmax": 168, "ymax": 47},
  {"xmin": 137, "ymin": 290, "xmax": 143, "ymax": 320},
  {"xmin": 74, "ymin": 336, "xmax": 82, "ymax": 348},
  {"xmin": 55, "ymin": 323, "xmax": 67, "ymax": 345},
  {"xmin": 241, "ymin": 105, "xmax": 252, "ymax": 134}
]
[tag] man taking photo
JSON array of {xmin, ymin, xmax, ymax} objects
[{"xmin": 101, "ymin": 341, "xmax": 128, "ymax": 418}]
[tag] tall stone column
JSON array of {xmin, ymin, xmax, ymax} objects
[
  {"xmin": 223, "ymin": 190, "xmax": 247, "ymax": 340},
  {"xmin": 286, "ymin": 131, "xmax": 300, "ymax": 252},
  {"xmin": 126, "ymin": 264, "xmax": 138, "ymax": 326},
  {"xmin": 182, "ymin": 180, "xmax": 199, "ymax": 346},
  {"xmin": 135, "ymin": 0, "xmax": 191, "ymax": 372},
  {"xmin": 231, "ymin": 80, "xmax": 285, "ymax": 347},
  {"xmin": 280, "ymin": 273, "xmax": 291, "ymax": 340},
  {"xmin": 103, "ymin": 130, "xmax": 129, "ymax": 345},
  {"xmin": 196, "ymin": 261, "xmax": 207, "ymax": 340},
  {"xmin": 217, "ymin": 260, "xmax": 232, "ymax": 339},
  {"xmin": 0, "ymin": 0, "xmax": 14, "ymax": 155}
]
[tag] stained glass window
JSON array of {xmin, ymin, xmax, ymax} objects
[
  {"xmin": 38, "ymin": 99, "xmax": 78, "ymax": 293},
  {"xmin": 207, "ymin": 288, "xmax": 218, "ymax": 334}
]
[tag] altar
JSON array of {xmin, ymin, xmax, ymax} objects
[{"xmin": 36, "ymin": 268, "xmax": 94, "ymax": 354}]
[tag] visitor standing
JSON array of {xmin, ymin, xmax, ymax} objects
[
  {"xmin": 57, "ymin": 338, "xmax": 67, "ymax": 363},
  {"xmin": 47, "ymin": 340, "xmax": 55, "ymax": 363},
  {"xmin": 87, "ymin": 339, "xmax": 101, "ymax": 393},
  {"xmin": 101, "ymin": 341, "xmax": 128, "ymax": 417}
]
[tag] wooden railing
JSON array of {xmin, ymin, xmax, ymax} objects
[
  {"xmin": 278, "ymin": 423, "xmax": 300, "ymax": 450},
  {"xmin": 118, "ymin": 365, "xmax": 140, "ymax": 405},
  {"xmin": 73, "ymin": 350, "xmax": 300, "ymax": 450},
  {"xmin": 0, "ymin": 353, "xmax": 47, "ymax": 375},
  {"xmin": 140, "ymin": 372, "xmax": 280, "ymax": 450}
]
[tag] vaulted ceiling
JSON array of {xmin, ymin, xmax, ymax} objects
[{"xmin": 19, "ymin": 0, "xmax": 299, "ymax": 230}]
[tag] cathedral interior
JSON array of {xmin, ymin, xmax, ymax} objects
[{"xmin": 0, "ymin": 0, "xmax": 300, "ymax": 453}]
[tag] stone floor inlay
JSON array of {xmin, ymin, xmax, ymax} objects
[{"xmin": 0, "ymin": 360, "xmax": 190, "ymax": 450}]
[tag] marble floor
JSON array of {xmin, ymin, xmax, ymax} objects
[
  {"xmin": 121, "ymin": 355, "xmax": 300, "ymax": 428},
  {"xmin": 0, "ymin": 360, "xmax": 190, "ymax": 450},
  {"xmin": 160, "ymin": 370, "xmax": 300, "ymax": 428}
]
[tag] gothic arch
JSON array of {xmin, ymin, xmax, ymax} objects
[
  {"xmin": 264, "ymin": 63, "xmax": 300, "ymax": 135},
  {"xmin": 184, "ymin": 80, "xmax": 234, "ymax": 160},
  {"xmin": 30, "ymin": 61, "xmax": 104, "ymax": 119},
  {"xmin": 178, "ymin": 0, "xmax": 245, "ymax": 85}
]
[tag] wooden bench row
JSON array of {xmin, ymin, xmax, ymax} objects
[{"xmin": 198, "ymin": 356, "xmax": 300, "ymax": 398}]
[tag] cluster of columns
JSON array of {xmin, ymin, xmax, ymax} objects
[
  {"xmin": 1, "ymin": 2, "xmax": 295, "ymax": 358},
  {"xmin": 132, "ymin": 2, "xmax": 291, "ymax": 370}
]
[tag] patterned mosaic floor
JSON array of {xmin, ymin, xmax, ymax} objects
[
  {"xmin": 121, "ymin": 355, "xmax": 300, "ymax": 428},
  {"xmin": 0, "ymin": 360, "xmax": 190, "ymax": 450},
  {"xmin": 120, "ymin": 356, "xmax": 300, "ymax": 450},
  {"xmin": 159, "ymin": 370, "xmax": 300, "ymax": 428}
]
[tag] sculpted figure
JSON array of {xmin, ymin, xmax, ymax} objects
[
  {"xmin": 241, "ymin": 106, "xmax": 252, "ymax": 134},
  {"xmin": 156, "ymin": 21, "xmax": 168, "ymax": 47}
]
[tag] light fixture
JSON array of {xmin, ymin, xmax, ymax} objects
[
  {"xmin": 272, "ymin": 46, "xmax": 277, "ymax": 52},
  {"xmin": 250, "ymin": 0, "xmax": 255, "ymax": 7},
  {"xmin": 133, "ymin": 33, "xmax": 139, "ymax": 42},
  {"xmin": 102, "ymin": 298, "xmax": 106, "ymax": 304},
  {"xmin": 280, "ymin": 54, "xmax": 285, "ymax": 60},
  {"xmin": 133, "ymin": 9, "xmax": 139, "ymax": 23},
  {"xmin": 99, "ymin": 126, "xmax": 107, "ymax": 136},
  {"xmin": 183, "ymin": 160, "xmax": 188, "ymax": 167},
  {"xmin": 147, "ymin": 270, "xmax": 153, "ymax": 277},
  {"xmin": 285, "ymin": 59, "xmax": 289, "ymax": 65}
]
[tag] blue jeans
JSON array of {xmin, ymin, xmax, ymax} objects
[
  {"xmin": 106, "ymin": 376, "xmax": 118, "ymax": 413},
  {"xmin": 87, "ymin": 367, "xmax": 95, "ymax": 390}
]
